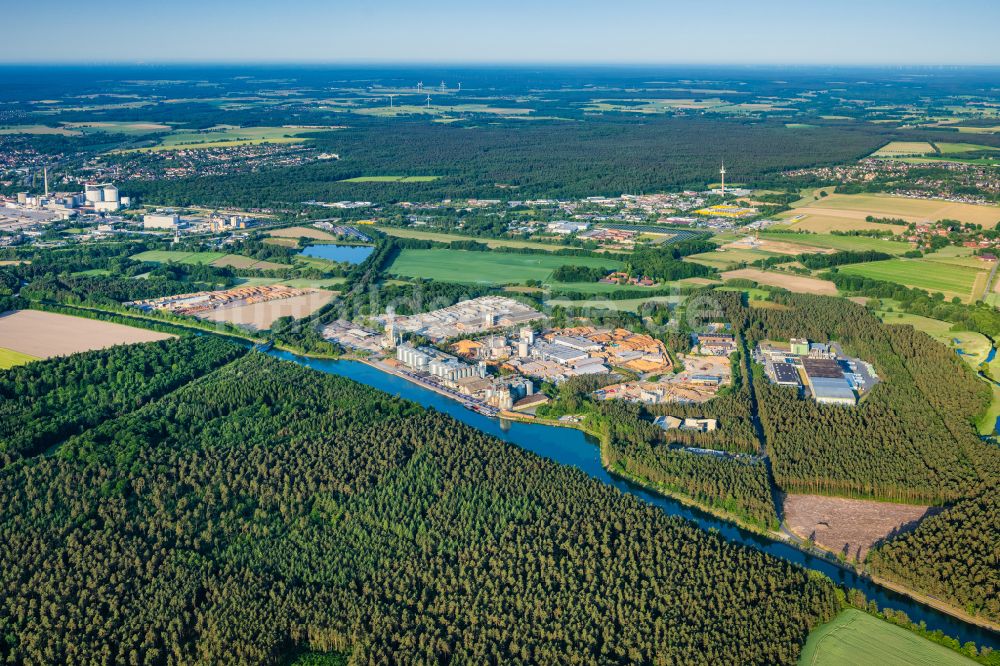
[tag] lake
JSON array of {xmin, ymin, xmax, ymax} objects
[{"xmin": 299, "ymin": 244, "xmax": 374, "ymax": 264}]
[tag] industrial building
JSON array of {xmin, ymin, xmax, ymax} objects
[
  {"xmin": 85, "ymin": 183, "xmax": 123, "ymax": 212},
  {"xmin": 396, "ymin": 343, "xmax": 485, "ymax": 383},
  {"xmin": 144, "ymin": 213, "xmax": 181, "ymax": 230},
  {"xmin": 801, "ymin": 357, "xmax": 856, "ymax": 406},
  {"xmin": 772, "ymin": 362, "xmax": 801, "ymax": 386}
]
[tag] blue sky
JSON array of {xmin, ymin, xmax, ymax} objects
[{"xmin": 2, "ymin": 0, "xmax": 999, "ymax": 65}]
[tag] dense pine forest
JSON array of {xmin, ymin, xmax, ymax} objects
[
  {"xmin": 123, "ymin": 117, "xmax": 886, "ymax": 206},
  {"xmin": 0, "ymin": 342, "xmax": 841, "ymax": 664},
  {"xmin": 0, "ymin": 337, "xmax": 242, "ymax": 466}
]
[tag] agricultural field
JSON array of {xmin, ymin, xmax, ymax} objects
[
  {"xmin": 375, "ymin": 226, "xmax": 574, "ymax": 251},
  {"xmin": 721, "ymin": 237, "xmax": 835, "ymax": 256},
  {"xmin": 870, "ymin": 141, "xmax": 935, "ymax": 157},
  {"xmin": 778, "ymin": 211, "xmax": 908, "ymax": 235},
  {"xmin": 838, "ymin": 258, "xmax": 987, "ymax": 303},
  {"xmin": 935, "ymin": 141, "xmax": 1000, "ymax": 155},
  {"xmin": 794, "ymin": 193, "xmax": 1000, "ymax": 227},
  {"xmin": 62, "ymin": 121, "xmax": 172, "ymax": 135},
  {"xmin": 339, "ymin": 175, "xmax": 440, "ymax": 183},
  {"xmin": 757, "ymin": 231, "xmax": 912, "ymax": 255},
  {"xmin": 721, "ymin": 268, "xmax": 838, "ymax": 295},
  {"xmin": 0, "ymin": 124, "xmax": 81, "ymax": 136},
  {"xmin": 685, "ymin": 247, "xmax": 781, "ymax": 270},
  {"xmin": 798, "ymin": 609, "xmax": 975, "ymax": 666},
  {"xmin": 388, "ymin": 249, "xmax": 619, "ymax": 285},
  {"xmin": 130, "ymin": 125, "xmax": 324, "ymax": 152},
  {"xmin": 0, "ymin": 347, "xmax": 38, "ymax": 370},
  {"xmin": 131, "ymin": 250, "xmax": 290, "ymax": 270},
  {"xmin": 0, "ymin": 310, "xmax": 172, "ymax": 359},
  {"xmin": 783, "ymin": 494, "xmax": 933, "ymax": 562},
  {"xmin": 268, "ymin": 226, "xmax": 338, "ymax": 241}
]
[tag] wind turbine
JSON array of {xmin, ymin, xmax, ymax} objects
[
  {"xmin": 426, "ymin": 94, "xmax": 431, "ymax": 109},
  {"xmin": 387, "ymin": 94, "xmax": 395, "ymax": 108},
  {"xmin": 439, "ymin": 80, "xmax": 446, "ymax": 92},
  {"xmin": 416, "ymin": 81, "xmax": 423, "ymax": 92}
]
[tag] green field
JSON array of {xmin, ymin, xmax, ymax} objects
[
  {"xmin": 839, "ymin": 258, "xmax": 986, "ymax": 302},
  {"xmin": 0, "ymin": 347, "xmax": 38, "ymax": 370},
  {"xmin": 375, "ymin": 226, "xmax": 575, "ymax": 251},
  {"xmin": 388, "ymin": 249, "xmax": 619, "ymax": 285},
  {"xmin": 757, "ymin": 232, "xmax": 913, "ymax": 255},
  {"xmin": 798, "ymin": 609, "xmax": 975, "ymax": 666},
  {"xmin": 129, "ymin": 125, "xmax": 324, "ymax": 152},
  {"xmin": 340, "ymin": 175, "xmax": 440, "ymax": 183},
  {"xmin": 935, "ymin": 141, "xmax": 1000, "ymax": 154}
]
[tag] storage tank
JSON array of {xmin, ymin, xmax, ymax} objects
[
  {"xmin": 84, "ymin": 185, "xmax": 102, "ymax": 203},
  {"xmin": 102, "ymin": 185, "xmax": 119, "ymax": 202}
]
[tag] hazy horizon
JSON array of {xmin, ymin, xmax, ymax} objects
[{"xmin": 2, "ymin": 0, "xmax": 999, "ymax": 66}]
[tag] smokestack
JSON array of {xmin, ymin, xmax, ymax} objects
[{"xmin": 44, "ymin": 167, "xmax": 49, "ymax": 198}]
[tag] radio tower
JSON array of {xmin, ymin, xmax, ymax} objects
[{"xmin": 720, "ymin": 161, "xmax": 726, "ymax": 197}]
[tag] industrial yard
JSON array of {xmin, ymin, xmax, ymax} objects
[{"xmin": 126, "ymin": 284, "xmax": 335, "ymax": 331}]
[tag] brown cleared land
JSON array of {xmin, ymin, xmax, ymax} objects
[
  {"xmin": 267, "ymin": 226, "xmax": 337, "ymax": 241},
  {"xmin": 722, "ymin": 237, "xmax": 836, "ymax": 255},
  {"xmin": 722, "ymin": 268, "xmax": 838, "ymax": 295},
  {"xmin": 0, "ymin": 310, "xmax": 173, "ymax": 358},
  {"xmin": 198, "ymin": 289, "xmax": 335, "ymax": 331},
  {"xmin": 784, "ymin": 494, "xmax": 934, "ymax": 562},
  {"xmin": 781, "ymin": 212, "xmax": 909, "ymax": 234},
  {"xmin": 799, "ymin": 193, "xmax": 1000, "ymax": 227}
]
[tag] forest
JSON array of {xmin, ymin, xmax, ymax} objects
[
  {"xmin": 0, "ymin": 337, "xmax": 243, "ymax": 466},
  {"xmin": 0, "ymin": 345, "xmax": 841, "ymax": 664},
  {"xmin": 122, "ymin": 117, "xmax": 887, "ymax": 206}
]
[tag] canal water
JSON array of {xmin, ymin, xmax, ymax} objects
[
  {"xmin": 268, "ymin": 349, "xmax": 999, "ymax": 649},
  {"xmin": 299, "ymin": 244, "xmax": 374, "ymax": 264}
]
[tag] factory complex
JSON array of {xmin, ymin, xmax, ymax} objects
[
  {"xmin": 376, "ymin": 296, "xmax": 546, "ymax": 342},
  {"xmin": 755, "ymin": 338, "xmax": 878, "ymax": 405}
]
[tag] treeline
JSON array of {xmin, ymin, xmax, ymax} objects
[
  {"xmin": 20, "ymin": 269, "xmax": 233, "ymax": 305},
  {"xmin": 0, "ymin": 337, "xmax": 243, "ymax": 466},
  {"xmin": 626, "ymin": 246, "xmax": 715, "ymax": 282},
  {"xmin": 0, "ymin": 351, "xmax": 840, "ymax": 663},
  {"xmin": 550, "ymin": 264, "xmax": 614, "ymax": 282},
  {"xmin": 754, "ymin": 250, "xmax": 892, "ymax": 271},
  {"xmin": 798, "ymin": 250, "xmax": 892, "ymax": 270}
]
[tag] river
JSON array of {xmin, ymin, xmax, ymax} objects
[{"xmin": 268, "ymin": 349, "xmax": 999, "ymax": 649}]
